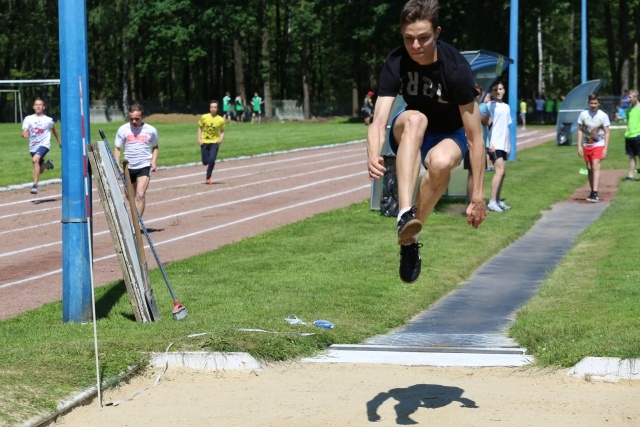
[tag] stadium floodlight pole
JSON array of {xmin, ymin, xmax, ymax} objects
[
  {"xmin": 507, "ymin": 0, "xmax": 519, "ymax": 161},
  {"xmin": 59, "ymin": 0, "xmax": 92, "ymax": 322},
  {"xmin": 581, "ymin": 0, "xmax": 587, "ymax": 83}
]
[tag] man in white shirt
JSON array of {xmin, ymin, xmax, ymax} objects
[
  {"xmin": 114, "ymin": 103, "xmax": 159, "ymax": 216},
  {"xmin": 21, "ymin": 98, "xmax": 61, "ymax": 194},
  {"xmin": 487, "ymin": 81, "xmax": 512, "ymax": 212},
  {"xmin": 577, "ymin": 94, "xmax": 610, "ymax": 202}
]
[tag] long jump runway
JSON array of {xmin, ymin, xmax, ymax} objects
[{"xmin": 0, "ymin": 142, "xmax": 370, "ymax": 319}]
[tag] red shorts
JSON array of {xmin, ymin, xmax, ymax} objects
[{"xmin": 584, "ymin": 145, "xmax": 604, "ymax": 162}]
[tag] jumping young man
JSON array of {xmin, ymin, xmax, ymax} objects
[
  {"xmin": 577, "ymin": 94, "xmax": 610, "ymax": 202},
  {"xmin": 367, "ymin": 0, "xmax": 486, "ymax": 284},
  {"xmin": 22, "ymin": 98, "xmax": 61, "ymax": 194}
]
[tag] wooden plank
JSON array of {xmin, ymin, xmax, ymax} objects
[{"xmin": 87, "ymin": 141, "xmax": 152, "ymax": 322}]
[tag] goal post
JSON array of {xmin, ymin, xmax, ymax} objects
[{"xmin": 0, "ymin": 79, "xmax": 60, "ymax": 123}]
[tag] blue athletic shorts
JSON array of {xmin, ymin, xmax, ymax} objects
[
  {"xmin": 389, "ymin": 110, "xmax": 468, "ymax": 165},
  {"xmin": 30, "ymin": 146, "xmax": 50, "ymax": 165}
]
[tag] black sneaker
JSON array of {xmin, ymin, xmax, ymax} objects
[
  {"xmin": 44, "ymin": 159, "xmax": 54, "ymax": 170},
  {"xmin": 397, "ymin": 206, "xmax": 422, "ymax": 245},
  {"xmin": 586, "ymin": 192, "xmax": 599, "ymax": 203},
  {"xmin": 399, "ymin": 242, "xmax": 422, "ymax": 284}
]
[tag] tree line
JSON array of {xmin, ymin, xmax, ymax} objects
[{"xmin": 0, "ymin": 0, "xmax": 637, "ymax": 121}]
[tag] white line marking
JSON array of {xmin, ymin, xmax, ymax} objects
[
  {"xmin": 0, "ymin": 184, "xmax": 369, "ymax": 289},
  {"xmin": 0, "ymin": 171, "xmax": 366, "ymax": 259}
]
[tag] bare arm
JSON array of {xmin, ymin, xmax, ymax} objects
[
  {"xmin": 366, "ymin": 96, "xmax": 395, "ymax": 181},
  {"xmin": 21, "ymin": 127, "xmax": 29, "ymax": 138},
  {"xmin": 197, "ymin": 126, "xmax": 203, "ymax": 145},
  {"xmin": 602, "ymin": 126, "xmax": 610, "ymax": 159},
  {"xmin": 52, "ymin": 125, "xmax": 62, "ymax": 147},
  {"xmin": 460, "ymin": 101, "xmax": 487, "ymax": 229},
  {"xmin": 113, "ymin": 146, "xmax": 121, "ymax": 165},
  {"xmin": 577, "ymin": 127, "xmax": 584, "ymax": 157},
  {"xmin": 218, "ymin": 130, "xmax": 224, "ymax": 144},
  {"xmin": 150, "ymin": 145, "xmax": 159, "ymax": 171}
]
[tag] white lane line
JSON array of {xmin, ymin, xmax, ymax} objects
[
  {"xmin": 150, "ymin": 145, "xmax": 365, "ymax": 184},
  {"xmin": 516, "ymin": 132, "xmax": 556, "ymax": 145},
  {"xmin": 0, "ymin": 171, "xmax": 367, "ymax": 259},
  {"xmin": 0, "ymin": 158, "xmax": 364, "ymax": 232},
  {"xmin": 144, "ymin": 160, "xmax": 364, "ymax": 212},
  {"xmin": 0, "ymin": 152, "xmax": 364, "ymax": 219},
  {"xmin": 0, "ymin": 183, "xmax": 369, "ymax": 289}
]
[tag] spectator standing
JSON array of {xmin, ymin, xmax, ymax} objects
[
  {"xmin": 623, "ymin": 90, "xmax": 640, "ymax": 181},
  {"xmin": 545, "ymin": 96, "xmax": 555, "ymax": 124},
  {"xmin": 234, "ymin": 93, "xmax": 245, "ymax": 123},
  {"xmin": 114, "ymin": 103, "xmax": 159, "ymax": 216},
  {"xmin": 222, "ymin": 92, "xmax": 233, "ymax": 123},
  {"xmin": 367, "ymin": 0, "xmax": 487, "ymax": 284},
  {"xmin": 251, "ymin": 92, "xmax": 264, "ymax": 124},
  {"xmin": 534, "ymin": 93, "xmax": 546, "ymax": 124},
  {"xmin": 621, "ymin": 89, "xmax": 630, "ymax": 109},
  {"xmin": 362, "ymin": 91, "xmax": 375, "ymax": 125},
  {"xmin": 198, "ymin": 100, "xmax": 226, "ymax": 185},
  {"xmin": 486, "ymin": 81, "xmax": 512, "ymax": 212},
  {"xmin": 519, "ymin": 98, "xmax": 527, "ymax": 130},
  {"xmin": 21, "ymin": 97, "xmax": 61, "ymax": 195},
  {"xmin": 577, "ymin": 94, "xmax": 610, "ymax": 202}
]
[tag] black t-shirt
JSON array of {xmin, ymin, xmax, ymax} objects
[{"xmin": 378, "ymin": 40, "xmax": 476, "ymax": 133}]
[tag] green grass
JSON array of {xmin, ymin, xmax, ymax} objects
[
  {"xmin": 0, "ymin": 126, "xmax": 637, "ymax": 425},
  {"xmin": 0, "ymin": 118, "xmax": 366, "ymax": 188}
]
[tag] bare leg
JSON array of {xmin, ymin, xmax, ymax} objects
[
  {"xmin": 32, "ymin": 154, "xmax": 45, "ymax": 186},
  {"xmin": 591, "ymin": 159, "xmax": 601, "ymax": 192},
  {"xmin": 393, "ymin": 111, "xmax": 428, "ymax": 212},
  {"xmin": 490, "ymin": 157, "xmax": 506, "ymax": 201},
  {"xmin": 414, "ymin": 139, "xmax": 463, "ymax": 224},
  {"xmin": 628, "ymin": 156, "xmax": 636, "ymax": 179},
  {"xmin": 133, "ymin": 176, "xmax": 150, "ymax": 216}
]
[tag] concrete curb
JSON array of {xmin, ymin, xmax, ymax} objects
[
  {"xmin": 148, "ymin": 351, "xmax": 263, "ymax": 371},
  {"xmin": 566, "ymin": 357, "xmax": 640, "ymax": 382},
  {"xmin": 301, "ymin": 346, "xmax": 534, "ymax": 367}
]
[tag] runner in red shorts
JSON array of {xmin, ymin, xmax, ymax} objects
[{"xmin": 577, "ymin": 94, "xmax": 610, "ymax": 202}]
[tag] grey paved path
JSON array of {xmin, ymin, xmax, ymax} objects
[{"xmin": 361, "ymin": 201, "xmax": 609, "ymax": 351}]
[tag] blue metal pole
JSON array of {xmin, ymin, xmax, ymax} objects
[
  {"xmin": 582, "ymin": 0, "xmax": 587, "ymax": 83},
  {"xmin": 508, "ymin": 0, "xmax": 519, "ymax": 161},
  {"xmin": 59, "ymin": 0, "xmax": 92, "ymax": 322}
]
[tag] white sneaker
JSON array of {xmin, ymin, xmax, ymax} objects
[
  {"xmin": 487, "ymin": 201, "xmax": 504, "ymax": 212},
  {"xmin": 497, "ymin": 201, "xmax": 511, "ymax": 210}
]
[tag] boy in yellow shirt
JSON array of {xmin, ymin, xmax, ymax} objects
[{"xmin": 197, "ymin": 100, "xmax": 226, "ymax": 184}]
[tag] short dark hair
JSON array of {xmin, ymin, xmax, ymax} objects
[
  {"xmin": 129, "ymin": 103, "xmax": 144, "ymax": 115},
  {"xmin": 209, "ymin": 100, "xmax": 219, "ymax": 107},
  {"xmin": 588, "ymin": 94, "xmax": 599, "ymax": 102},
  {"xmin": 400, "ymin": 0, "xmax": 440, "ymax": 29},
  {"xmin": 490, "ymin": 80, "xmax": 504, "ymax": 92}
]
